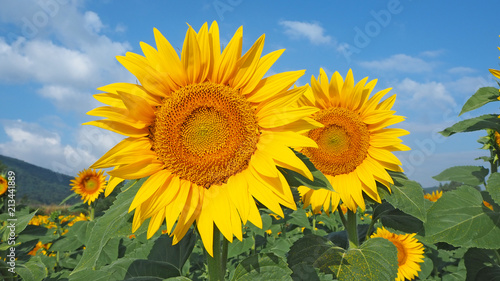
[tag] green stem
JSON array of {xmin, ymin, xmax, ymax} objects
[
  {"xmin": 221, "ymin": 237, "xmax": 229, "ymax": 276},
  {"xmin": 312, "ymin": 216, "xmax": 316, "ymax": 233},
  {"xmin": 206, "ymin": 226, "xmax": 226, "ymax": 281},
  {"xmin": 346, "ymin": 209, "xmax": 359, "ymax": 249},
  {"xmin": 89, "ymin": 203, "xmax": 95, "ymax": 221},
  {"xmin": 365, "ymin": 215, "xmax": 377, "ymax": 241},
  {"xmin": 337, "ymin": 205, "xmax": 348, "ymax": 229}
]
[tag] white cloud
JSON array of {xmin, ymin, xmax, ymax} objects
[
  {"xmin": 420, "ymin": 49, "xmax": 445, "ymax": 58},
  {"xmin": 395, "ymin": 78, "xmax": 456, "ymax": 108},
  {"xmin": 0, "ymin": 0, "xmax": 134, "ymax": 114},
  {"xmin": 359, "ymin": 54, "xmax": 434, "ymax": 73},
  {"xmin": 445, "ymin": 76, "xmax": 490, "ymax": 97},
  {"xmin": 0, "ymin": 120, "xmax": 124, "ymax": 176},
  {"xmin": 448, "ymin": 66, "xmax": 476, "ymax": 74},
  {"xmin": 279, "ymin": 20, "xmax": 332, "ymax": 45}
]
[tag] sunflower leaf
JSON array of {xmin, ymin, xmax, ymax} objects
[
  {"xmin": 424, "ymin": 185, "xmax": 500, "ymax": 248},
  {"xmin": 433, "ymin": 165, "xmax": 488, "ymax": 187},
  {"xmin": 377, "ymin": 174, "xmax": 427, "ymax": 222},
  {"xmin": 15, "ymin": 256, "xmax": 48, "ymax": 281},
  {"xmin": 287, "ymin": 235, "xmax": 398, "ymax": 281},
  {"xmin": 459, "ymin": 87, "xmax": 499, "ymax": 116},
  {"xmin": 278, "ymin": 151, "xmax": 334, "ymax": 192},
  {"xmin": 440, "ymin": 114, "xmax": 500, "ymax": 137},
  {"xmin": 486, "ymin": 172, "xmax": 500, "ymax": 206},
  {"xmin": 71, "ymin": 178, "xmax": 145, "ymax": 275},
  {"xmin": 232, "ymin": 253, "xmax": 293, "ymax": 281},
  {"xmin": 464, "ymin": 248, "xmax": 500, "ymax": 281}
]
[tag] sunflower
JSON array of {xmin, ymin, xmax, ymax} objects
[
  {"xmin": 85, "ymin": 21, "xmax": 321, "ymax": 256},
  {"xmin": 70, "ymin": 168, "xmax": 106, "ymax": 204},
  {"xmin": 0, "ymin": 175, "xmax": 7, "ymax": 196},
  {"xmin": 423, "ymin": 190, "xmax": 442, "ymax": 202},
  {"xmin": 371, "ymin": 227, "xmax": 425, "ymax": 281},
  {"xmin": 298, "ymin": 69, "xmax": 409, "ymax": 213}
]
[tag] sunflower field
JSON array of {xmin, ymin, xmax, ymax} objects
[{"xmin": 1, "ymin": 21, "xmax": 500, "ymax": 281}]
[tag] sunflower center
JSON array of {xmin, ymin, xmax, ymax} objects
[
  {"xmin": 393, "ymin": 240, "xmax": 407, "ymax": 265},
  {"xmin": 303, "ymin": 107, "xmax": 370, "ymax": 176},
  {"xmin": 151, "ymin": 82, "xmax": 260, "ymax": 188},
  {"xmin": 83, "ymin": 177, "xmax": 98, "ymax": 191}
]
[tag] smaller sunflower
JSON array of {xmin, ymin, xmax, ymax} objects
[
  {"xmin": 423, "ymin": 190, "xmax": 442, "ymax": 202},
  {"xmin": 0, "ymin": 175, "xmax": 7, "ymax": 196},
  {"xmin": 70, "ymin": 169, "xmax": 106, "ymax": 204},
  {"xmin": 371, "ymin": 227, "xmax": 425, "ymax": 281}
]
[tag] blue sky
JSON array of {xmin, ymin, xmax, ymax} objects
[{"xmin": 0, "ymin": 0, "xmax": 499, "ymax": 187}]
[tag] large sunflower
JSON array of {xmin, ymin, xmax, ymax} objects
[
  {"xmin": 70, "ymin": 168, "xmax": 106, "ymax": 204},
  {"xmin": 371, "ymin": 227, "xmax": 425, "ymax": 281},
  {"xmin": 298, "ymin": 69, "xmax": 409, "ymax": 212},
  {"xmin": 85, "ymin": 21, "xmax": 320, "ymax": 256}
]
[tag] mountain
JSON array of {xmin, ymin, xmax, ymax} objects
[{"xmin": 0, "ymin": 154, "xmax": 77, "ymax": 205}]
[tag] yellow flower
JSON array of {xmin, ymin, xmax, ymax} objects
[
  {"xmin": 371, "ymin": 227, "xmax": 425, "ymax": 281},
  {"xmin": 28, "ymin": 241, "xmax": 53, "ymax": 256},
  {"xmin": 0, "ymin": 175, "xmax": 7, "ymax": 196},
  {"xmin": 70, "ymin": 168, "xmax": 106, "ymax": 204},
  {"xmin": 86, "ymin": 21, "xmax": 320, "ymax": 256},
  {"xmin": 483, "ymin": 200, "xmax": 494, "ymax": 211},
  {"xmin": 423, "ymin": 190, "xmax": 442, "ymax": 202},
  {"xmin": 298, "ymin": 69, "xmax": 409, "ymax": 213}
]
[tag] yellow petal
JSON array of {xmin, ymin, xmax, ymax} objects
[
  {"xmin": 105, "ymin": 174, "xmax": 124, "ymax": 197},
  {"xmin": 83, "ymin": 120, "xmax": 148, "ymax": 137},
  {"xmin": 232, "ymin": 34, "xmax": 265, "ymax": 89},
  {"xmin": 241, "ymin": 49, "xmax": 285, "ymax": 96},
  {"xmin": 216, "ymin": 26, "xmax": 242, "ymax": 84},
  {"xmin": 91, "ymin": 137, "xmax": 151, "ymax": 169},
  {"xmin": 258, "ymin": 106, "xmax": 319, "ymax": 128},
  {"xmin": 107, "ymin": 158, "xmax": 163, "ymax": 179},
  {"xmin": 129, "ymin": 169, "xmax": 172, "ymax": 212},
  {"xmin": 153, "ymin": 28, "xmax": 187, "ymax": 86},
  {"xmin": 246, "ymin": 70, "xmax": 305, "ymax": 103},
  {"xmin": 182, "ymin": 26, "xmax": 203, "ymax": 83}
]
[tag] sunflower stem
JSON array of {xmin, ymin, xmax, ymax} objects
[
  {"xmin": 89, "ymin": 204, "xmax": 95, "ymax": 221},
  {"xmin": 207, "ymin": 226, "xmax": 225, "ymax": 281},
  {"xmin": 346, "ymin": 209, "xmax": 359, "ymax": 249},
  {"xmin": 337, "ymin": 205, "xmax": 348, "ymax": 229}
]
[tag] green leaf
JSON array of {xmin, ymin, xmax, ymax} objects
[
  {"xmin": 16, "ymin": 256, "xmax": 48, "ymax": 281},
  {"xmin": 433, "ymin": 165, "xmax": 488, "ymax": 187},
  {"xmin": 288, "ymin": 235, "xmax": 398, "ymax": 281},
  {"xmin": 232, "ymin": 253, "xmax": 293, "ymax": 281},
  {"xmin": 379, "ymin": 208, "xmax": 423, "ymax": 234},
  {"xmin": 440, "ymin": 114, "xmax": 500, "ymax": 137},
  {"xmin": 459, "ymin": 87, "xmax": 499, "ymax": 115},
  {"xmin": 315, "ymin": 238, "xmax": 398, "ymax": 280},
  {"xmin": 464, "ymin": 248, "xmax": 500, "ymax": 281},
  {"xmin": 59, "ymin": 192, "xmax": 78, "ymax": 205},
  {"xmin": 71, "ymin": 178, "xmax": 145, "ymax": 275},
  {"xmin": 424, "ymin": 185, "xmax": 500, "ymax": 248},
  {"xmin": 279, "ymin": 150, "xmax": 334, "ymax": 192},
  {"xmin": 378, "ymin": 174, "xmax": 426, "ymax": 222},
  {"xmin": 487, "ymin": 172, "xmax": 500, "ymax": 206}
]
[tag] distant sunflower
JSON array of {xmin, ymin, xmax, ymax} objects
[
  {"xmin": 298, "ymin": 69, "xmax": 409, "ymax": 212},
  {"xmin": 423, "ymin": 190, "xmax": 442, "ymax": 202},
  {"xmin": 371, "ymin": 227, "xmax": 425, "ymax": 281},
  {"xmin": 0, "ymin": 175, "xmax": 7, "ymax": 196},
  {"xmin": 70, "ymin": 169, "xmax": 106, "ymax": 204},
  {"xmin": 86, "ymin": 21, "xmax": 320, "ymax": 256}
]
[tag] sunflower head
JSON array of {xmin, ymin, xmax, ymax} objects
[
  {"xmin": 85, "ymin": 21, "xmax": 321, "ymax": 256},
  {"xmin": 298, "ymin": 69, "xmax": 409, "ymax": 213},
  {"xmin": 371, "ymin": 227, "xmax": 425, "ymax": 281},
  {"xmin": 0, "ymin": 174, "xmax": 7, "ymax": 196},
  {"xmin": 423, "ymin": 190, "xmax": 442, "ymax": 202},
  {"xmin": 70, "ymin": 168, "xmax": 106, "ymax": 205}
]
